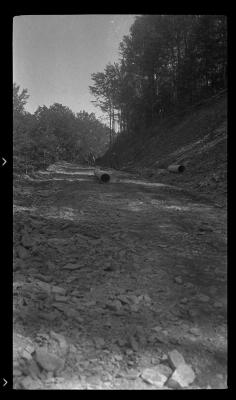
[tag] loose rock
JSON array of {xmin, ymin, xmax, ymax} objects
[
  {"xmin": 62, "ymin": 263, "xmax": 80, "ymax": 270},
  {"xmin": 174, "ymin": 276, "xmax": 183, "ymax": 284},
  {"xmin": 21, "ymin": 376, "xmax": 42, "ymax": 389},
  {"xmin": 129, "ymin": 336, "xmax": 139, "ymax": 352},
  {"xmin": 169, "ymin": 363, "xmax": 196, "ymax": 387},
  {"xmin": 197, "ymin": 294, "xmax": 210, "ymax": 302},
  {"xmin": 189, "ymin": 327, "xmax": 201, "ymax": 336},
  {"xmin": 35, "ymin": 348, "xmax": 65, "ymax": 372},
  {"xmin": 168, "ymin": 350, "xmax": 186, "ymax": 369},
  {"xmin": 141, "ymin": 367, "xmax": 168, "ymax": 387},
  {"xmin": 17, "ymin": 245, "xmax": 28, "ymax": 259}
]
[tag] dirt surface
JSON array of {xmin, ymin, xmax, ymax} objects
[{"xmin": 13, "ymin": 162, "xmax": 227, "ymax": 390}]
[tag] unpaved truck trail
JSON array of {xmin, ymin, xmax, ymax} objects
[{"xmin": 13, "ymin": 162, "xmax": 227, "ymax": 389}]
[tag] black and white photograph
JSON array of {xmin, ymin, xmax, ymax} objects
[{"xmin": 13, "ymin": 14, "xmax": 227, "ymax": 390}]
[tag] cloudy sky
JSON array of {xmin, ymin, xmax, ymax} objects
[{"xmin": 13, "ymin": 15, "xmax": 136, "ymax": 123}]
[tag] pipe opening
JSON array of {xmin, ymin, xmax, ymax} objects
[
  {"xmin": 178, "ymin": 165, "xmax": 185, "ymax": 173},
  {"xmin": 101, "ymin": 173, "xmax": 110, "ymax": 183},
  {"xmin": 167, "ymin": 164, "xmax": 186, "ymax": 173}
]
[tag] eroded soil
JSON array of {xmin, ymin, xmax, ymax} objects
[{"xmin": 13, "ymin": 162, "xmax": 227, "ymax": 389}]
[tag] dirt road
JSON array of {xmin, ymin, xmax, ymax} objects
[{"xmin": 13, "ymin": 162, "xmax": 227, "ymax": 389}]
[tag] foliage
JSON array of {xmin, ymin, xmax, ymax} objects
[
  {"xmin": 90, "ymin": 15, "xmax": 227, "ymax": 135},
  {"xmin": 13, "ymin": 84, "xmax": 110, "ymax": 173}
]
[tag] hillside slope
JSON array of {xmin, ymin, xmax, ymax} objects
[{"xmin": 99, "ymin": 91, "xmax": 227, "ymax": 206}]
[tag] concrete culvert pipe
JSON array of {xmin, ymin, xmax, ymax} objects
[
  {"xmin": 94, "ymin": 169, "xmax": 111, "ymax": 183},
  {"xmin": 167, "ymin": 164, "xmax": 186, "ymax": 173}
]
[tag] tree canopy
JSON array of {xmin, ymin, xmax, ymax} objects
[
  {"xmin": 90, "ymin": 15, "xmax": 227, "ymax": 134},
  {"xmin": 13, "ymin": 84, "xmax": 110, "ymax": 173}
]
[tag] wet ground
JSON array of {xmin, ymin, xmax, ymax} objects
[{"xmin": 13, "ymin": 162, "xmax": 227, "ymax": 389}]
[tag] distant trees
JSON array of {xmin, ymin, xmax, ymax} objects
[
  {"xmin": 13, "ymin": 84, "xmax": 110, "ymax": 173},
  {"xmin": 90, "ymin": 63, "xmax": 121, "ymax": 145},
  {"xmin": 90, "ymin": 15, "xmax": 227, "ymax": 136}
]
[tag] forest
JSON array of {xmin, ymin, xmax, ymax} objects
[
  {"xmin": 13, "ymin": 85, "xmax": 110, "ymax": 174},
  {"xmin": 13, "ymin": 15, "xmax": 227, "ymax": 173},
  {"xmin": 90, "ymin": 15, "xmax": 227, "ymax": 137}
]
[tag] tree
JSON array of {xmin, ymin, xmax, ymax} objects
[
  {"xmin": 90, "ymin": 15, "xmax": 227, "ymax": 136},
  {"xmin": 13, "ymin": 83, "xmax": 29, "ymax": 116}
]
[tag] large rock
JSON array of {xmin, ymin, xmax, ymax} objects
[
  {"xmin": 50, "ymin": 331, "xmax": 69, "ymax": 355},
  {"xmin": 197, "ymin": 294, "xmax": 210, "ymax": 302},
  {"xmin": 168, "ymin": 350, "xmax": 186, "ymax": 369},
  {"xmin": 20, "ymin": 376, "xmax": 42, "ymax": 390},
  {"xmin": 141, "ymin": 367, "xmax": 169, "ymax": 387},
  {"xmin": 170, "ymin": 364, "xmax": 196, "ymax": 387},
  {"xmin": 21, "ymin": 234, "xmax": 33, "ymax": 248},
  {"xmin": 17, "ymin": 245, "xmax": 28, "ymax": 259},
  {"xmin": 155, "ymin": 364, "xmax": 173, "ymax": 378},
  {"xmin": 35, "ymin": 348, "xmax": 65, "ymax": 372},
  {"xmin": 51, "ymin": 285, "xmax": 67, "ymax": 295}
]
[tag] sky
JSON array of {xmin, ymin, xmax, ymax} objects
[{"xmin": 13, "ymin": 15, "xmax": 136, "ymax": 124}]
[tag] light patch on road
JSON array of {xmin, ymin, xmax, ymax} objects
[
  {"xmin": 36, "ymin": 206, "xmax": 85, "ymax": 221},
  {"xmin": 13, "ymin": 205, "xmax": 37, "ymax": 213},
  {"xmin": 121, "ymin": 179, "xmax": 170, "ymax": 188}
]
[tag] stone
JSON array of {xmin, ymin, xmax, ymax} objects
[
  {"xmin": 209, "ymin": 286, "xmax": 217, "ymax": 295},
  {"xmin": 197, "ymin": 294, "xmax": 210, "ymax": 302},
  {"xmin": 114, "ymin": 354, "xmax": 123, "ymax": 361},
  {"xmin": 28, "ymin": 358, "xmax": 42, "ymax": 379},
  {"xmin": 50, "ymin": 331, "xmax": 68, "ymax": 354},
  {"xmin": 13, "ymin": 368, "xmax": 22, "ymax": 377},
  {"xmin": 46, "ymin": 261, "xmax": 56, "ymax": 271},
  {"xmin": 129, "ymin": 336, "xmax": 139, "ymax": 352},
  {"xmin": 54, "ymin": 295, "xmax": 68, "ymax": 302},
  {"xmin": 74, "ymin": 315, "xmax": 84, "ymax": 323},
  {"xmin": 161, "ymin": 354, "xmax": 168, "ymax": 361},
  {"xmin": 168, "ymin": 350, "xmax": 186, "ymax": 369},
  {"xmin": 141, "ymin": 367, "xmax": 168, "ymax": 387},
  {"xmin": 118, "ymin": 295, "xmax": 130, "ymax": 304},
  {"xmin": 38, "ymin": 311, "xmax": 59, "ymax": 321},
  {"xmin": 35, "ymin": 348, "xmax": 65, "ymax": 372},
  {"xmin": 94, "ymin": 337, "xmax": 105, "ymax": 349},
  {"xmin": 33, "ymin": 273, "xmax": 52, "ymax": 282},
  {"xmin": 152, "ymin": 326, "xmax": 162, "ymax": 333},
  {"xmin": 62, "ymin": 263, "xmax": 80, "ymax": 270},
  {"xmin": 21, "ymin": 349, "xmax": 33, "ymax": 361},
  {"xmin": 174, "ymin": 276, "xmax": 183, "ymax": 284},
  {"xmin": 180, "ymin": 297, "xmax": 188, "ymax": 304},
  {"xmin": 114, "ymin": 300, "xmax": 122, "ymax": 311},
  {"xmin": 214, "ymin": 301, "xmax": 223, "ymax": 308},
  {"xmin": 170, "ymin": 363, "xmax": 196, "ymax": 387},
  {"xmin": 166, "ymin": 377, "xmax": 182, "ymax": 389},
  {"xmin": 21, "ymin": 234, "xmax": 32, "ymax": 248},
  {"xmin": 189, "ymin": 327, "xmax": 201, "ymax": 336},
  {"xmin": 130, "ymin": 304, "xmax": 139, "ymax": 312},
  {"xmin": 51, "ymin": 285, "xmax": 67, "ymax": 295},
  {"xmin": 35, "ymin": 281, "xmax": 52, "ymax": 294},
  {"xmin": 136, "ymin": 332, "xmax": 147, "ymax": 346},
  {"xmin": 17, "ymin": 245, "xmax": 28, "ymax": 259},
  {"xmin": 71, "ymin": 289, "xmax": 82, "ymax": 297},
  {"xmin": 125, "ymin": 369, "xmax": 141, "ymax": 380},
  {"xmin": 188, "ymin": 309, "xmax": 200, "ymax": 319},
  {"xmin": 143, "ymin": 294, "xmax": 152, "ymax": 303},
  {"xmin": 155, "ymin": 364, "xmax": 173, "ymax": 378},
  {"xmin": 52, "ymin": 302, "xmax": 69, "ymax": 312},
  {"xmin": 184, "ymin": 282, "xmax": 194, "ymax": 289},
  {"xmin": 21, "ymin": 376, "xmax": 41, "ymax": 390},
  {"xmin": 117, "ymin": 338, "xmax": 127, "ymax": 347}
]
